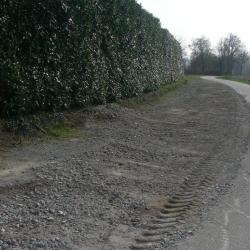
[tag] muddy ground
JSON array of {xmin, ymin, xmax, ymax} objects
[{"xmin": 0, "ymin": 79, "xmax": 249, "ymax": 250}]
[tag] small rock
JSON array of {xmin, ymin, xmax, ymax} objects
[
  {"xmin": 47, "ymin": 217, "xmax": 54, "ymax": 221},
  {"xmin": 58, "ymin": 211, "xmax": 65, "ymax": 216}
]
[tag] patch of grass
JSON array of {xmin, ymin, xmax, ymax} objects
[
  {"xmin": 0, "ymin": 112, "xmax": 85, "ymax": 146},
  {"xmin": 47, "ymin": 123, "xmax": 77, "ymax": 139},
  {"xmin": 218, "ymin": 76, "xmax": 250, "ymax": 85}
]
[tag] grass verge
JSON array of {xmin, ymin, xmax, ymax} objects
[
  {"xmin": 119, "ymin": 75, "xmax": 198, "ymax": 109},
  {"xmin": 0, "ymin": 75, "xmax": 196, "ymax": 146},
  {"xmin": 218, "ymin": 76, "xmax": 250, "ymax": 85},
  {"xmin": 0, "ymin": 112, "xmax": 85, "ymax": 147},
  {"xmin": 47, "ymin": 123, "xmax": 77, "ymax": 139}
]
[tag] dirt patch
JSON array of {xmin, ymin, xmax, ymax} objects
[
  {"xmin": 144, "ymin": 195, "xmax": 170, "ymax": 215},
  {"xmin": 0, "ymin": 79, "xmax": 249, "ymax": 250},
  {"xmin": 0, "ymin": 159, "xmax": 42, "ymax": 188}
]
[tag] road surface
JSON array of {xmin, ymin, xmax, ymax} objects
[
  {"xmin": 0, "ymin": 77, "xmax": 249, "ymax": 250},
  {"xmin": 175, "ymin": 76, "xmax": 250, "ymax": 250}
]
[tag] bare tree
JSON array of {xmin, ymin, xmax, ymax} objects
[
  {"xmin": 243, "ymin": 61, "xmax": 250, "ymax": 76},
  {"xmin": 237, "ymin": 50, "xmax": 249, "ymax": 75},
  {"xmin": 189, "ymin": 36, "xmax": 212, "ymax": 74},
  {"xmin": 217, "ymin": 39, "xmax": 227, "ymax": 74},
  {"xmin": 217, "ymin": 34, "xmax": 243, "ymax": 75}
]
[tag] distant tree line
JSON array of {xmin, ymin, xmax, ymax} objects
[{"xmin": 186, "ymin": 34, "xmax": 250, "ymax": 76}]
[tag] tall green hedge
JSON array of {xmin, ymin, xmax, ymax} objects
[{"xmin": 0, "ymin": 0, "xmax": 183, "ymax": 117}]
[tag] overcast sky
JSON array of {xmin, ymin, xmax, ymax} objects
[{"xmin": 136, "ymin": 0, "xmax": 250, "ymax": 52}]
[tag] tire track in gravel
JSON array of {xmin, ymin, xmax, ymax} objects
[
  {"xmin": 0, "ymin": 79, "xmax": 249, "ymax": 250},
  {"xmin": 129, "ymin": 80, "xmax": 250, "ymax": 250},
  {"xmin": 130, "ymin": 154, "xmax": 220, "ymax": 249}
]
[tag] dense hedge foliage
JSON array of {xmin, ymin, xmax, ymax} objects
[{"xmin": 0, "ymin": 0, "xmax": 183, "ymax": 117}]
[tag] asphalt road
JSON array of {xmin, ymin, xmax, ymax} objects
[{"xmin": 176, "ymin": 76, "xmax": 250, "ymax": 250}]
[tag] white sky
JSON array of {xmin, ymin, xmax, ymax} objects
[{"xmin": 136, "ymin": 0, "xmax": 250, "ymax": 52}]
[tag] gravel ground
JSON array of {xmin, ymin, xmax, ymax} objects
[{"xmin": 0, "ymin": 79, "xmax": 249, "ymax": 250}]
